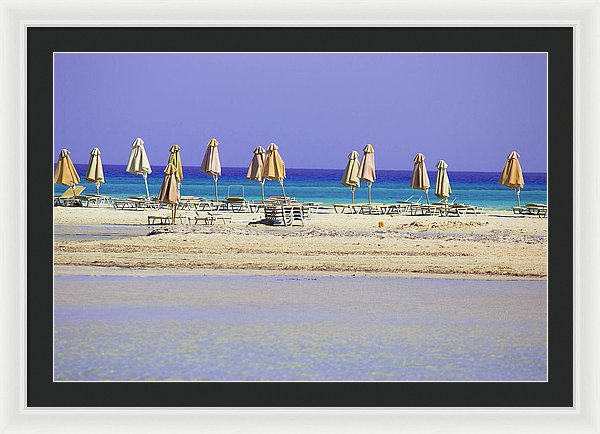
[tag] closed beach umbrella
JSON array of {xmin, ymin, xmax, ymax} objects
[
  {"xmin": 499, "ymin": 151, "xmax": 525, "ymax": 206},
  {"xmin": 54, "ymin": 149, "xmax": 80, "ymax": 195},
  {"xmin": 168, "ymin": 144, "xmax": 183, "ymax": 193},
  {"xmin": 410, "ymin": 153, "xmax": 431, "ymax": 204},
  {"xmin": 341, "ymin": 150, "xmax": 361, "ymax": 204},
  {"xmin": 246, "ymin": 146, "xmax": 266, "ymax": 201},
  {"xmin": 125, "ymin": 137, "xmax": 152, "ymax": 200},
  {"xmin": 168, "ymin": 145, "xmax": 183, "ymax": 182},
  {"xmin": 158, "ymin": 163, "xmax": 180, "ymax": 224},
  {"xmin": 262, "ymin": 143, "xmax": 287, "ymax": 197},
  {"xmin": 434, "ymin": 159, "xmax": 451, "ymax": 204},
  {"xmin": 358, "ymin": 144, "xmax": 376, "ymax": 204},
  {"xmin": 84, "ymin": 147, "xmax": 104, "ymax": 195},
  {"xmin": 200, "ymin": 138, "xmax": 222, "ymax": 202}
]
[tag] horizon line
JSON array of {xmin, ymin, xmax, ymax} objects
[{"xmin": 72, "ymin": 163, "xmax": 548, "ymax": 175}]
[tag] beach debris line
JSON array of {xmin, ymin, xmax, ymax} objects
[{"xmin": 125, "ymin": 137, "xmax": 152, "ymax": 200}]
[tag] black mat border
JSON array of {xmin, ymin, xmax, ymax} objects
[{"xmin": 28, "ymin": 27, "xmax": 573, "ymax": 407}]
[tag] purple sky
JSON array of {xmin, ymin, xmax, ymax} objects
[{"xmin": 54, "ymin": 53, "xmax": 547, "ymax": 172}]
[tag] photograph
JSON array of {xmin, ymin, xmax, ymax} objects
[{"xmin": 52, "ymin": 52, "xmax": 548, "ymax": 382}]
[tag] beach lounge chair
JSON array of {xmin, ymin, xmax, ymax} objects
[
  {"xmin": 53, "ymin": 185, "xmax": 86, "ymax": 206},
  {"xmin": 83, "ymin": 194, "xmax": 112, "ymax": 206},
  {"xmin": 333, "ymin": 203, "xmax": 356, "ymax": 214},
  {"xmin": 409, "ymin": 203, "xmax": 444, "ymax": 216},
  {"xmin": 188, "ymin": 211, "xmax": 232, "ymax": 225},
  {"xmin": 513, "ymin": 203, "xmax": 547, "ymax": 217},
  {"xmin": 447, "ymin": 204, "xmax": 484, "ymax": 216},
  {"xmin": 355, "ymin": 203, "xmax": 387, "ymax": 215},
  {"xmin": 112, "ymin": 197, "xmax": 155, "ymax": 211},
  {"xmin": 225, "ymin": 197, "xmax": 250, "ymax": 212},
  {"xmin": 147, "ymin": 214, "xmax": 188, "ymax": 225},
  {"xmin": 264, "ymin": 203, "xmax": 311, "ymax": 226}
]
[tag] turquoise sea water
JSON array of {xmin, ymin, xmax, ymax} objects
[{"xmin": 69, "ymin": 164, "xmax": 547, "ymax": 211}]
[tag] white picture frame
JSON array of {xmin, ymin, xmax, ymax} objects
[{"xmin": 0, "ymin": 0, "xmax": 597, "ymax": 432}]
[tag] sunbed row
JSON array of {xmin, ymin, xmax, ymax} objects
[
  {"xmin": 332, "ymin": 199, "xmax": 484, "ymax": 216},
  {"xmin": 513, "ymin": 204, "xmax": 548, "ymax": 218}
]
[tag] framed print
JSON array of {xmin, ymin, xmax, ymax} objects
[{"xmin": 1, "ymin": 0, "xmax": 599, "ymax": 433}]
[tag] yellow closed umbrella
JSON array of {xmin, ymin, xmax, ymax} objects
[
  {"xmin": 158, "ymin": 163, "xmax": 180, "ymax": 224},
  {"xmin": 168, "ymin": 144, "xmax": 183, "ymax": 193},
  {"xmin": 358, "ymin": 144, "xmax": 376, "ymax": 204},
  {"xmin": 84, "ymin": 147, "xmax": 104, "ymax": 195},
  {"xmin": 200, "ymin": 138, "xmax": 221, "ymax": 202},
  {"xmin": 246, "ymin": 146, "xmax": 266, "ymax": 201},
  {"xmin": 262, "ymin": 143, "xmax": 287, "ymax": 197},
  {"xmin": 410, "ymin": 153, "xmax": 431, "ymax": 204},
  {"xmin": 434, "ymin": 160, "xmax": 451, "ymax": 204},
  {"xmin": 499, "ymin": 151, "xmax": 525, "ymax": 206},
  {"xmin": 341, "ymin": 150, "xmax": 361, "ymax": 204},
  {"xmin": 54, "ymin": 149, "xmax": 80, "ymax": 196}
]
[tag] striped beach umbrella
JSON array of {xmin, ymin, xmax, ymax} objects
[
  {"xmin": 499, "ymin": 151, "xmax": 525, "ymax": 206},
  {"xmin": 200, "ymin": 138, "xmax": 222, "ymax": 202},
  {"xmin": 247, "ymin": 146, "xmax": 266, "ymax": 201},
  {"xmin": 341, "ymin": 150, "xmax": 361, "ymax": 204},
  {"xmin": 84, "ymin": 147, "xmax": 104, "ymax": 195},
  {"xmin": 410, "ymin": 153, "xmax": 430, "ymax": 204},
  {"xmin": 125, "ymin": 137, "xmax": 152, "ymax": 200}
]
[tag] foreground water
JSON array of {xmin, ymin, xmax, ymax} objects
[
  {"xmin": 69, "ymin": 164, "xmax": 547, "ymax": 211},
  {"xmin": 54, "ymin": 274, "xmax": 547, "ymax": 381}
]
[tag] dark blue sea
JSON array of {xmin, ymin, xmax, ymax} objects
[{"xmin": 69, "ymin": 164, "xmax": 547, "ymax": 211}]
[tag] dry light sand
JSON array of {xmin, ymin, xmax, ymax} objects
[{"xmin": 54, "ymin": 206, "xmax": 547, "ymax": 279}]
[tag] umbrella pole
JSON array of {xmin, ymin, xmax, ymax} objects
[
  {"xmin": 71, "ymin": 184, "xmax": 76, "ymax": 197},
  {"xmin": 95, "ymin": 181, "xmax": 100, "ymax": 196},
  {"xmin": 425, "ymin": 189, "xmax": 430, "ymax": 204},
  {"xmin": 143, "ymin": 173, "xmax": 150, "ymax": 200},
  {"xmin": 351, "ymin": 186, "xmax": 355, "ymax": 204},
  {"xmin": 213, "ymin": 175, "xmax": 219, "ymax": 202},
  {"xmin": 367, "ymin": 182, "xmax": 372, "ymax": 205},
  {"xmin": 516, "ymin": 187, "xmax": 521, "ymax": 206},
  {"xmin": 279, "ymin": 179, "xmax": 286, "ymax": 198},
  {"xmin": 172, "ymin": 203, "xmax": 176, "ymax": 225},
  {"xmin": 260, "ymin": 180, "xmax": 265, "ymax": 202}
]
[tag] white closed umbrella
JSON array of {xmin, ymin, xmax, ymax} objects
[
  {"xmin": 200, "ymin": 138, "xmax": 222, "ymax": 202},
  {"xmin": 126, "ymin": 137, "xmax": 152, "ymax": 199},
  {"xmin": 85, "ymin": 147, "xmax": 105, "ymax": 195},
  {"xmin": 434, "ymin": 160, "xmax": 452, "ymax": 204}
]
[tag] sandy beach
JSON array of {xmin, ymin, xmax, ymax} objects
[{"xmin": 54, "ymin": 206, "xmax": 547, "ymax": 279}]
